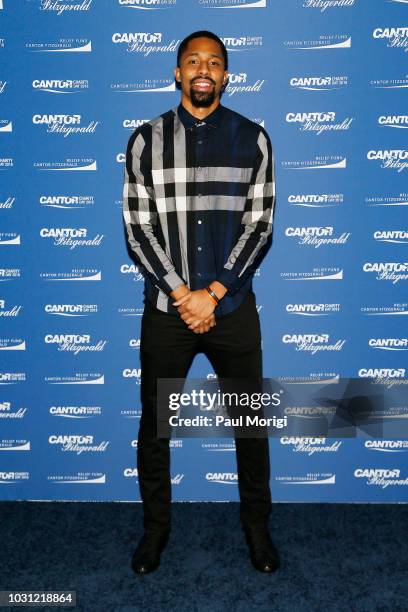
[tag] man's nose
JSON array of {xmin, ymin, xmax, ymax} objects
[{"xmin": 198, "ymin": 63, "xmax": 210, "ymax": 76}]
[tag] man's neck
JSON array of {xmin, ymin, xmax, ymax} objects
[{"xmin": 180, "ymin": 98, "xmax": 220, "ymax": 121}]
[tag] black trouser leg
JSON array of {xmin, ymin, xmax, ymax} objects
[
  {"xmin": 138, "ymin": 304, "xmax": 197, "ymax": 532},
  {"xmin": 202, "ymin": 293, "xmax": 272, "ymax": 528}
]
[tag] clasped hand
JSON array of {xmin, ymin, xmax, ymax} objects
[{"xmin": 173, "ymin": 289, "xmax": 216, "ymax": 334}]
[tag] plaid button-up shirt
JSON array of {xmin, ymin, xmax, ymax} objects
[{"xmin": 123, "ymin": 103, "xmax": 276, "ymax": 317}]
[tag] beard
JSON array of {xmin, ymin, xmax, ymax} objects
[{"xmin": 189, "ymin": 84, "xmax": 216, "ymax": 107}]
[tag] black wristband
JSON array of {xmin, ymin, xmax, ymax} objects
[{"xmin": 205, "ymin": 286, "xmax": 220, "ymax": 304}]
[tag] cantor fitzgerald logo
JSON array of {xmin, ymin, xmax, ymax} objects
[
  {"xmin": 372, "ymin": 27, "xmax": 408, "ymax": 53},
  {"xmin": 111, "ymin": 78, "xmax": 175, "ymax": 93},
  {"xmin": 120, "ymin": 263, "xmax": 144, "ymax": 281},
  {"xmin": 123, "ymin": 368, "xmax": 141, "ymax": 384},
  {"xmin": 39, "ymin": 227, "xmax": 104, "ymax": 249},
  {"xmin": 40, "ymin": 268, "xmax": 101, "ymax": 281},
  {"xmin": 365, "ymin": 193, "xmax": 408, "ymax": 207},
  {"xmin": 45, "ymin": 304, "xmax": 98, "ymax": 316},
  {"xmin": 123, "ymin": 119, "xmax": 150, "ymax": 130},
  {"xmin": 354, "ymin": 468, "xmax": 408, "ymax": 488},
  {"xmin": 199, "ymin": 0, "xmax": 267, "ymax": 7},
  {"xmin": 48, "ymin": 435, "xmax": 109, "ymax": 454},
  {"xmin": 303, "ymin": 0, "xmax": 355, "ymax": 12},
  {"xmin": 38, "ymin": 0, "xmax": 93, "ymax": 15},
  {"xmin": 0, "ymin": 268, "xmax": 20, "ymax": 281},
  {"xmin": 220, "ymin": 36, "xmax": 263, "ymax": 52},
  {"xmin": 284, "ymin": 34, "xmax": 351, "ymax": 50},
  {"xmin": 362, "ymin": 262, "xmax": 408, "ymax": 284},
  {"xmin": 0, "ymin": 402, "xmax": 27, "ymax": 418},
  {"xmin": 49, "ymin": 405, "xmax": 101, "ymax": 418},
  {"xmin": 0, "ymin": 196, "xmax": 16, "ymax": 209},
  {"xmin": 44, "ymin": 334, "xmax": 107, "ymax": 354},
  {"xmin": 40, "ymin": 195, "xmax": 94, "ymax": 208},
  {"xmin": 0, "ymin": 439, "xmax": 30, "ymax": 451},
  {"xmin": 112, "ymin": 32, "xmax": 179, "ymax": 56},
  {"xmin": 373, "ymin": 230, "xmax": 408, "ymax": 244},
  {"xmin": 288, "ymin": 193, "xmax": 343, "ymax": 207},
  {"xmin": 202, "ymin": 442, "xmax": 235, "ymax": 451},
  {"xmin": 286, "ymin": 303, "xmax": 340, "ymax": 316},
  {"xmin": 32, "ymin": 79, "xmax": 89, "ymax": 93},
  {"xmin": 117, "ymin": 0, "xmax": 177, "ymax": 9},
  {"xmin": 285, "ymin": 111, "xmax": 353, "ymax": 134},
  {"xmin": 361, "ymin": 303, "xmax": 408, "ymax": 316},
  {"xmin": 0, "ymin": 472, "xmax": 29, "ymax": 483},
  {"xmin": 0, "ymin": 158, "xmax": 13, "ymax": 168},
  {"xmin": 0, "ymin": 120, "xmax": 12, "ymax": 132},
  {"xmin": 365, "ymin": 440, "xmax": 408, "ymax": 452},
  {"xmin": 370, "ymin": 75, "xmax": 408, "ymax": 89},
  {"xmin": 129, "ymin": 338, "xmax": 141, "ymax": 349},
  {"xmin": 289, "ymin": 75, "xmax": 349, "ymax": 91},
  {"xmin": 206, "ymin": 472, "xmax": 238, "ymax": 484},
  {"xmin": 281, "ymin": 267, "xmax": 343, "ymax": 281},
  {"xmin": 34, "ymin": 159, "xmax": 97, "ymax": 171},
  {"xmin": 282, "ymin": 155, "xmax": 346, "ymax": 170},
  {"xmin": 32, "ymin": 114, "xmax": 99, "ymax": 137},
  {"xmin": 0, "ymin": 338, "xmax": 26, "ymax": 350},
  {"xmin": 378, "ymin": 115, "xmax": 408, "ymax": 129},
  {"xmin": 48, "ymin": 473, "xmax": 105, "ymax": 484},
  {"xmin": 284, "ymin": 226, "xmax": 350, "ymax": 247},
  {"xmin": 224, "ymin": 72, "xmax": 265, "ymax": 97},
  {"xmin": 275, "ymin": 472, "xmax": 336, "ymax": 484},
  {"xmin": 279, "ymin": 372, "xmax": 339, "ymax": 384},
  {"xmin": 121, "ymin": 408, "xmax": 142, "ymax": 418},
  {"xmin": 118, "ymin": 307, "xmax": 144, "ymax": 316},
  {"xmin": 26, "ymin": 38, "xmax": 92, "ymax": 53},
  {"xmin": 357, "ymin": 368, "xmax": 406, "ymax": 389},
  {"xmin": 367, "ymin": 149, "xmax": 408, "ymax": 172},
  {"xmin": 280, "ymin": 437, "xmax": 342, "ymax": 455},
  {"xmin": 0, "ymin": 299, "xmax": 22, "ymax": 317},
  {"xmin": 0, "ymin": 232, "xmax": 20, "ymax": 245},
  {"xmin": 368, "ymin": 338, "xmax": 408, "ymax": 351},
  {"xmin": 282, "ymin": 333, "xmax": 346, "ymax": 354},
  {"xmin": 0, "ymin": 372, "xmax": 26, "ymax": 384},
  {"xmin": 44, "ymin": 373, "xmax": 104, "ymax": 384}
]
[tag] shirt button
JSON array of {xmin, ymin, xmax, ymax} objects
[
  {"xmin": 197, "ymin": 220, "xmax": 202, "ymax": 224},
  {"xmin": 198, "ymin": 140, "xmax": 203, "ymax": 145},
  {"xmin": 197, "ymin": 246, "xmax": 202, "ymax": 252}
]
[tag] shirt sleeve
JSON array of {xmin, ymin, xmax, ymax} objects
[
  {"xmin": 122, "ymin": 129, "xmax": 186, "ymax": 295},
  {"xmin": 216, "ymin": 128, "xmax": 276, "ymax": 295}
]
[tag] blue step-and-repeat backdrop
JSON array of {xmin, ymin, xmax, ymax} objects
[{"xmin": 1, "ymin": 0, "xmax": 407, "ymax": 502}]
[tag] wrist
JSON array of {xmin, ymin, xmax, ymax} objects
[{"xmin": 208, "ymin": 281, "xmax": 227, "ymax": 301}]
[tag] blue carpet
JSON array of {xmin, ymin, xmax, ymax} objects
[{"xmin": 0, "ymin": 502, "xmax": 406, "ymax": 612}]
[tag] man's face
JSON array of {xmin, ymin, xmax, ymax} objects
[{"xmin": 174, "ymin": 37, "xmax": 228, "ymax": 108}]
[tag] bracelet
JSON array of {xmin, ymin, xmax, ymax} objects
[{"xmin": 204, "ymin": 286, "xmax": 219, "ymax": 305}]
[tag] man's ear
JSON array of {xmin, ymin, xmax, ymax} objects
[{"xmin": 174, "ymin": 67, "xmax": 181, "ymax": 84}]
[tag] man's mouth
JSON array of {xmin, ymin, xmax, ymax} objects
[{"xmin": 191, "ymin": 79, "xmax": 214, "ymax": 91}]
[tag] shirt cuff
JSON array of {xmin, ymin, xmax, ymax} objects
[{"xmin": 162, "ymin": 270, "xmax": 186, "ymax": 294}]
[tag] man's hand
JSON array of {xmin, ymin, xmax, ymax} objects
[
  {"xmin": 193, "ymin": 313, "xmax": 216, "ymax": 334},
  {"xmin": 173, "ymin": 289, "xmax": 216, "ymax": 330}
]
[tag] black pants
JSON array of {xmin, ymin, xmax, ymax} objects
[{"xmin": 138, "ymin": 291, "xmax": 272, "ymax": 532}]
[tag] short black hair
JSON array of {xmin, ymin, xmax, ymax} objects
[{"xmin": 177, "ymin": 30, "xmax": 228, "ymax": 71}]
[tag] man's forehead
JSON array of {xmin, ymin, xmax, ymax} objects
[{"xmin": 181, "ymin": 38, "xmax": 223, "ymax": 58}]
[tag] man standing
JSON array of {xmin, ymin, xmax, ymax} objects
[{"xmin": 123, "ymin": 31, "xmax": 279, "ymax": 574}]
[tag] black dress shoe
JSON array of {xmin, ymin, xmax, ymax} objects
[
  {"xmin": 131, "ymin": 530, "xmax": 170, "ymax": 575},
  {"xmin": 243, "ymin": 525, "xmax": 280, "ymax": 573}
]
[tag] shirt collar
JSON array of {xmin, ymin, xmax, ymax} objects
[{"xmin": 177, "ymin": 103, "xmax": 223, "ymax": 130}]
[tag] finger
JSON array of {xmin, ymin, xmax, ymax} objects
[{"xmin": 173, "ymin": 293, "xmax": 191, "ymax": 307}]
